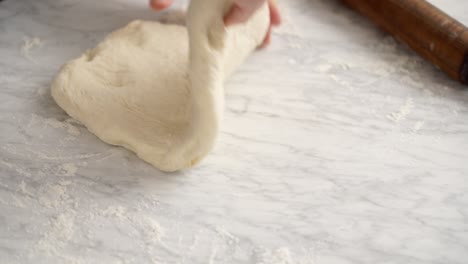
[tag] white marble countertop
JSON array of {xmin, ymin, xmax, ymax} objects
[{"xmin": 1, "ymin": 0, "xmax": 467, "ymax": 263}]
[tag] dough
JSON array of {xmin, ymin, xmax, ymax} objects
[{"xmin": 51, "ymin": 0, "xmax": 269, "ymax": 172}]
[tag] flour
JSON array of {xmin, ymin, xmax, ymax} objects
[
  {"xmin": 44, "ymin": 117, "xmax": 64, "ymax": 129},
  {"xmin": 37, "ymin": 212, "xmax": 76, "ymax": 256},
  {"xmin": 340, "ymin": 63, "xmax": 351, "ymax": 70},
  {"xmin": 412, "ymin": 121, "xmax": 425, "ymax": 133},
  {"xmin": 102, "ymin": 205, "xmax": 127, "ymax": 219},
  {"xmin": 387, "ymin": 98, "xmax": 414, "ymax": 123},
  {"xmin": 287, "ymin": 42, "xmax": 303, "ymax": 49},
  {"xmin": 288, "ymin": 58, "xmax": 297, "ymax": 65},
  {"xmin": 315, "ymin": 64, "xmax": 333, "ymax": 73},
  {"xmin": 66, "ymin": 125, "xmax": 81, "ymax": 136},
  {"xmin": 44, "ymin": 116, "xmax": 81, "ymax": 136},
  {"xmin": 53, "ymin": 213, "xmax": 76, "ymax": 241},
  {"xmin": 273, "ymin": 5, "xmax": 305, "ymax": 50},
  {"xmin": 142, "ymin": 216, "xmax": 165, "ymax": 244},
  {"xmin": 37, "ymin": 86, "xmax": 48, "ymax": 96},
  {"xmin": 59, "ymin": 180, "xmax": 73, "ymax": 186},
  {"xmin": 215, "ymin": 226, "xmax": 239, "ymax": 245},
  {"xmin": 268, "ymin": 0, "xmax": 315, "ymax": 51},
  {"xmin": 38, "ymin": 184, "xmax": 69, "ymax": 208},
  {"xmin": 20, "ymin": 36, "xmax": 43, "ymax": 62},
  {"xmin": 33, "ymin": 180, "xmax": 78, "ymax": 259},
  {"xmin": 208, "ymin": 245, "xmax": 219, "ymax": 264},
  {"xmin": 58, "ymin": 256, "xmax": 86, "ymax": 264},
  {"xmin": 423, "ymin": 89, "xmax": 435, "ymax": 97},
  {"xmin": 255, "ymin": 248, "xmax": 294, "ymax": 264},
  {"xmin": 28, "ymin": 113, "xmax": 81, "ymax": 138},
  {"xmin": 330, "ymin": 74, "xmax": 353, "ymax": 91},
  {"xmin": 12, "ymin": 195, "xmax": 26, "ymax": 208},
  {"xmin": 1, "ymin": 160, "xmax": 32, "ymax": 177},
  {"xmin": 27, "ymin": 150, "xmax": 99, "ymax": 161},
  {"xmin": 59, "ymin": 163, "xmax": 78, "ymax": 177},
  {"xmin": 321, "ymin": 36, "xmax": 427, "ymax": 84},
  {"xmin": 18, "ymin": 180, "xmax": 34, "ymax": 196},
  {"xmin": 18, "ymin": 180, "xmax": 27, "ymax": 193}
]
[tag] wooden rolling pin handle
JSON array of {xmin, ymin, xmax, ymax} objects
[
  {"xmin": 342, "ymin": 0, "xmax": 468, "ymax": 85},
  {"xmin": 462, "ymin": 55, "xmax": 468, "ymax": 83}
]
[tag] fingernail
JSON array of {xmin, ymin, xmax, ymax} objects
[{"xmin": 150, "ymin": 0, "xmax": 171, "ymax": 10}]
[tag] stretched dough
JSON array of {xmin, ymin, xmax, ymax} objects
[{"xmin": 51, "ymin": 0, "xmax": 269, "ymax": 172}]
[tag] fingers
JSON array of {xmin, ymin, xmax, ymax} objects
[
  {"xmin": 224, "ymin": 5, "xmax": 255, "ymax": 26},
  {"xmin": 268, "ymin": 0, "xmax": 281, "ymax": 25},
  {"xmin": 259, "ymin": 25, "xmax": 272, "ymax": 49},
  {"xmin": 150, "ymin": 0, "xmax": 173, "ymax": 10},
  {"xmin": 260, "ymin": 0, "xmax": 281, "ymax": 48},
  {"xmin": 224, "ymin": 0, "xmax": 281, "ymax": 48},
  {"xmin": 149, "ymin": 0, "xmax": 279, "ymax": 48},
  {"xmin": 224, "ymin": 0, "xmax": 264, "ymax": 26}
]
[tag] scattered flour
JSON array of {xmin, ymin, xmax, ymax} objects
[
  {"xmin": 44, "ymin": 117, "xmax": 81, "ymax": 136},
  {"xmin": 215, "ymin": 226, "xmax": 239, "ymax": 245},
  {"xmin": 208, "ymin": 245, "xmax": 219, "ymax": 264},
  {"xmin": 387, "ymin": 98, "xmax": 414, "ymax": 123},
  {"xmin": 256, "ymin": 248, "xmax": 294, "ymax": 264},
  {"xmin": 315, "ymin": 64, "xmax": 333, "ymax": 73},
  {"xmin": 59, "ymin": 163, "xmax": 78, "ymax": 177},
  {"xmin": 412, "ymin": 121, "xmax": 425, "ymax": 133},
  {"xmin": 0, "ymin": 160, "xmax": 32, "ymax": 177},
  {"xmin": 59, "ymin": 180, "xmax": 73, "ymax": 186},
  {"xmin": 287, "ymin": 58, "xmax": 297, "ymax": 65},
  {"xmin": 53, "ymin": 213, "xmax": 76, "ymax": 241},
  {"xmin": 274, "ymin": 14, "xmax": 303, "ymax": 38},
  {"xmin": 315, "ymin": 63, "xmax": 350, "ymax": 74},
  {"xmin": 38, "ymin": 184, "xmax": 69, "ymax": 208},
  {"xmin": 37, "ymin": 86, "xmax": 48, "ymax": 96},
  {"xmin": 273, "ymin": 6, "xmax": 305, "ymax": 49},
  {"xmin": 11, "ymin": 195, "xmax": 26, "ymax": 208},
  {"xmin": 340, "ymin": 63, "xmax": 351, "ymax": 70},
  {"xmin": 102, "ymin": 205, "xmax": 127, "ymax": 219},
  {"xmin": 37, "ymin": 212, "xmax": 76, "ymax": 256},
  {"xmin": 24, "ymin": 148, "xmax": 99, "ymax": 161},
  {"xmin": 66, "ymin": 125, "xmax": 81, "ymax": 137},
  {"xmin": 142, "ymin": 216, "xmax": 165, "ymax": 245},
  {"xmin": 44, "ymin": 118, "xmax": 64, "ymax": 129},
  {"xmin": 20, "ymin": 36, "xmax": 43, "ymax": 62},
  {"xmin": 57, "ymin": 256, "xmax": 86, "ymax": 264},
  {"xmin": 18, "ymin": 180, "xmax": 34, "ymax": 196},
  {"xmin": 29, "ymin": 114, "xmax": 81, "ymax": 137},
  {"xmin": 423, "ymin": 89, "xmax": 435, "ymax": 97},
  {"xmin": 286, "ymin": 42, "xmax": 303, "ymax": 49},
  {"xmin": 33, "ymin": 179, "xmax": 78, "ymax": 259},
  {"xmin": 330, "ymin": 74, "xmax": 353, "ymax": 91}
]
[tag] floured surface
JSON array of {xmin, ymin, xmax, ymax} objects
[{"xmin": 1, "ymin": 0, "xmax": 468, "ymax": 263}]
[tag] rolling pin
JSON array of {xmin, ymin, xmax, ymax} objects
[{"xmin": 342, "ymin": 0, "xmax": 468, "ymax": 84}]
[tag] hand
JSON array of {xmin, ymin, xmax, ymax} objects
[{"xmin": 150, "ymin": 0, "xmax": 281, "ymax": 47}]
